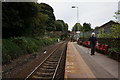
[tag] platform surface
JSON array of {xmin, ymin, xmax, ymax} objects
[{"xmin": 64, "ymin": 42, "xmax": 118, "ymax": 78}]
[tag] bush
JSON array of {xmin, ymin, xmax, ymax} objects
[
  {"xmin": 2, "ymin": 39, "xmax": 24, "ymax": 64},
  {"xmin": 2, "ymin": 37, "xmax": 58, "ymax": 64},
  {"xmin": 108, "ymin": 48, "xmax": 120, "ymax": 61},
  {"xmin": 11, "ymin": 37, "xmax": 39, "ymax": 53},
  {"xmin": 108, "ymin": 47, "xmax": 120, "ymax": 53}
]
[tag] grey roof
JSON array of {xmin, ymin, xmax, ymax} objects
[{"xmin": 95, "ymin": 20, "xmax": 120, "ymax": 30}]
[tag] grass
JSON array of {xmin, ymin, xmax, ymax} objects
[{"xmin": 2, "ymin": 37, "xmax": 57, "ymax": 64}]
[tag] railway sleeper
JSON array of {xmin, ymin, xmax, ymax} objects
[
  {"xmin": 32, "ymin": 75, "xmax": 52, "ymax": 79},
  {"xmin": 50, "ymin": 56, "xmax": 61, "ymax": 59},
  {"xmin": 32, "ymin": 72, "xmax": 53, "ymax": 78},
  {"xmin": 46, "ymin": 59, "xmax": 58, "ymax": 62},
  {"xmin": 43, "ymin": 63, "xmax": 57, "ymax": 66},
  {"xmin": 45, "ymin": 61, "xmax": 58, "ymax": 64},
  {"xmin": 47, "ymin": 59, "xmax": 59, "ymax": 62},
  {"xmin": 40, "ymin": 68, "xmax": 55, "ymax": 71},
  {"xmin": 33, "ymin": 73, "xmax": 53, "ymax": 77},
  {"xmin": 47, "ymin": 59, "xmax": 59, "ymax": 61},
  {"xmin": 36, "ymin": 72, "xmax": 53, "ymax": 75},
  {"xmin": 42, "ymin": 65, "xmax": 56, "ymax": 69}
]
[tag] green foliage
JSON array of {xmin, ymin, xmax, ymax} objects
[
  {"xmin": 2, "ymin": 37, "xmax": 57, "ymax": 64},
  {"xmin": 3, "ymin": 2, "xmax": 68, "ymax": 38},
  {"xmin": 2, "ymin": 2, "xmax": 68, "ymax": 65},
  {"xmin": 11, "ymin": 37, "xmax": 38, "ymax": 53},
  {"xmin": 83, "ymin": 30, "xmax": 93, "ymax": 38},
  {"xmin": 38, "ymin": 3, "xmax": 56, "ymax": 31},
  {"xmin": 108, "ymin": 47, "xmax": 120, "ymax": 53},
  {"xmin": 54, "ymin": 20, "xmax": 68, "ymax": 32},
  {"xmin": 113, "ymin": 10, "xmax": 120, "ymax": 19},
  {"xmin": 2, "ymin": 39, "xmax": 24, "ymax": 64},
  {"xmin": 2, "ymin": 2, "xmax": 39, "ymax": 38},
  {"xmin": 108, "ymin": 47, "xmax": 120, "ymax": 61},
  {"xmin": 110, "ymin": 24, "xmax": 120, "ymax": 38},
  {"xmin": 39, "ymin": 3, "xmax": 55, "ymax": 20},
  {"xmin": 72, "ymin": 23, "xmax": 82, "ymax": 31},
  {"xmin": 64, "ymin": 23, "xmax": 69, "ymax": 31},
  {"xmin": 25, "ymin": 13, "xmax": 49, "ymax": 37},
  {"xmin": 61, "ymin": 33, "xmax": 69, "ymax": 40},
  {"xmin": 54, "ymin": 20, "xmax": 63, "ymax": 31},
  {"xmin": 83, "ymin": 23, "xmax": 91, "ymax": 32},
  {"xmin": 97, "ymin": 28, "xmax": 107, "ymax": 38},
  {"xmin": 95, "ymin": 26, "xmax": 100, "ymax": 29}
]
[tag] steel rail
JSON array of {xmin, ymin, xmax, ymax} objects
[
  {"xmin": 25, "ymin": 42, "xmax": 65, "ymax": 80},
  {"xmin": 52, "ymin": 43, "xmax": 66, "ymax": 80}
]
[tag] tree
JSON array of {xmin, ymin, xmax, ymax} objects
[
  {"xmin": 113, "ymin": 10, "xmax": 120, "ymax": 19},
  {"xmin": 25, "ymin": 13, "xmax": 49, "ymax": 37},
  {"xmin": 83, "ymin": 22, "xmax": 91, "ymax": 32},
  {"xmin": 72, "ymin": 23, "xmax": 82, "ymax": 31},
  {"xmin": 54, "ymin": 20, "xmax": 63, "ymax": 31},
  {"xmin": 110, "ymin": 24, "xmax": 120, "ymax": 38},
  {"xmin": 64, "ymin": 23, "xmax": 68, "ymax": 32},
  {"xmin": 2, "ymin": 2, "xmax": 39, "ymax": 38},
  {"xmin": 2, "ymin": 2, "xmax": 68, "ymax": 38},
  {"xmin": 97, "ymin": 28, "xmax": 107, "ymax": 38},
  {"xmin": 55, "ymin": 20, "xmax": 68, "ymax": 32},
  {"xmin": 38, "ymin": 3, "xmax": 56, "ymax": 31},
  {"xmin": 95, "ymin": 26, "xmax": 100, "ymax": 29}
]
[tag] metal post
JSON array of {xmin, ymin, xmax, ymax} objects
[
  {"xmin": 77, "ymin": 7, "xmax": 79, "ymax": 31},
  {"xmin": 72, "ymin": 6, "xmax": 80, "ymax": 41}
]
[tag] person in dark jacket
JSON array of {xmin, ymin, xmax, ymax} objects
[{"xmin": 88, "ymin": 32, "xmax": 97, "ymax": 55}]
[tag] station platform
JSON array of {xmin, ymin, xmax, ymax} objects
[{"xmin": 64, "ymin": 42, "xmax": 118, "ymax": 78}]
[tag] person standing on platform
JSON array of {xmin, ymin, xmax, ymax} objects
[{"xmin": 88, "ymin": 32, "xmax": 98, "ymax": 55}]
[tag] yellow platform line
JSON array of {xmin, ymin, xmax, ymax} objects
[{"xmin": 64, "ymin": 42, "xmax": 96, "ymax": 78}]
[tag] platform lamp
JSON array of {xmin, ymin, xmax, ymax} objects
[{"xmin": 72, "ymin": 6, "xmax": 80, "ymax": 40}]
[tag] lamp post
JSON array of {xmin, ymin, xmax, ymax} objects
[
  {"xmin": 72, "ymin": 6, "xmax": 80, "ymax": 40},
  {"xmin": 72, "ymin": 6, "xmax": 79, "ymax": 23}
]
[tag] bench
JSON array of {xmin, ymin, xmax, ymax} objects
[{"xmin": 96, "ymin": 43, "xmax": 108, "ymax": 54}]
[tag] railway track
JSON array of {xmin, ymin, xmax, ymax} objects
[{"xmin": 25, "ymin": 42, "xmax": 67, "ymax": 80}]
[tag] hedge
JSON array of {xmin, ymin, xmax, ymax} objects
[{"xmin": 79, "ymin": 38, "xmax": 120, "ymax": 61}]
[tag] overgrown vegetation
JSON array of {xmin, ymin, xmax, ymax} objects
[
  {"xmin": 97, "ymin": 24, "xmax": 120, "ymax": 57},
  {"xmin": 2, "ymin": 37, "xmax": 57, "ymax": 64},
  {"xmin": 2, "ymin": 2, "xmax": 68, "ymax": 64},
  {"xmin": 97, "ymin": 28, "xmax": 107, "ymax": 38},
  {"xmin": 2, "ymin": 2, "xmax": 68, "ymax": 38},
  {"xmin": 110, "ymin": 24, "xmax": 120, "ymax": 38},
  {"xmin": 72, "ymin": 23, "xmax": 82, "ymax": 31}
]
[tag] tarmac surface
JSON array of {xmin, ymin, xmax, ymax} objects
[{"xmin": 64, "ymin": 42, "xmax": 118, "ymax": 79}]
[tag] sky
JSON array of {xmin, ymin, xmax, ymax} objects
[{"xmin": 38, "ymin": 0, "xmax": 120, "ymax": 31}]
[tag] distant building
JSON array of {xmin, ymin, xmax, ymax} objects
[
  {"xmin": 83, "ymin": 20, "xmax": 120, "ymax": 38},
  {"xmin": 94, "ymin": 20, "xmax": 119, "ymax": 34}
]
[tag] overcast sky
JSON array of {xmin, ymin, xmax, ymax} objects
[{"xmin": 38, "ymin": 0, "xmax": 120, "ymax": 31}]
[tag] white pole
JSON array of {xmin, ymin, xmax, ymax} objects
[{"xmin": 77, "ymin": 6, "xmax": 79, "ymax": 31}]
